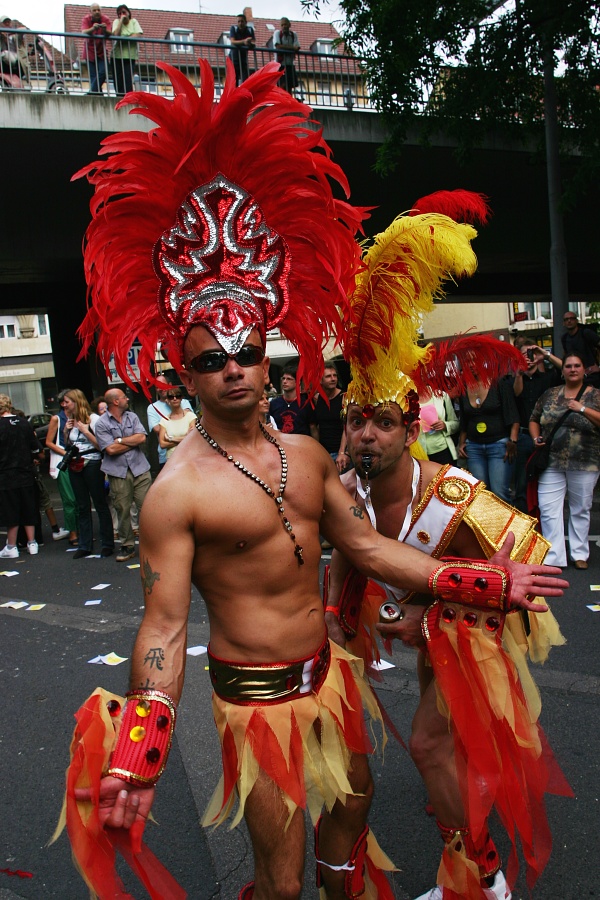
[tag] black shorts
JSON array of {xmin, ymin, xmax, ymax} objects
[{"xmin": 0, "ymin": 485, "xmax": 37, "ymax": 526}]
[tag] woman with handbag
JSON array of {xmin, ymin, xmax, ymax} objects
[
  {"xmin": 61, "ymin": 389, "xmax": 114, "ymax": 560},
  {"xmin": 529, "ymin": 353, "xmax": 600, "ymax": 568},
  {"xmin": 46, "ymin": 390, "xmax": 79, "ymax": 546}
]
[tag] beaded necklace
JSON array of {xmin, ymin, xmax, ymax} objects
[{"xmin": 195, "ymin": 420, "xmax": 304, "ymax": 565}]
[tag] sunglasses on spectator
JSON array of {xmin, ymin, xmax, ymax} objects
[
  {"xmin": 187, "ymin": 345, "xmax": 265, "ymax": 374},
  {"xmin": 167, "ymin": 392, "xmax": 183, "ymax": 399}
]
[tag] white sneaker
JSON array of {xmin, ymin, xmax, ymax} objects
[
  {"xmin": 0, "ymin": 544, "xmax": 19, "ymax": 558},
  {"xmin": 414, "ymin": 873, "xmax": 511, "ymax": 900},
  {"xmin": 27, "ymin": 541, "xmax": 39, "ymax": 555},
  {"xmin": 52, "ymin": 528, "xmax": 69, "ymax": 541}
]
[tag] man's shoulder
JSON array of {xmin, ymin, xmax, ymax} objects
[
  {"xmin": 583, "ymin": 326, "xmax": 600, "ymax": 344},
  {"xmin": 147, "ymin": 400, "xmax": 168, "ymax": 417},
  {"xmin": 124, "ymin": 408, "xmax": 144, "ymax": 424},
  {"xmin": 277, "ymin": 429, "xmax": 327, "ymax": 459}
]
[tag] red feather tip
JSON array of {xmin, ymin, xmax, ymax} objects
[
  {"xmin": 412, "ymin": 334, "xmax": 526, "ymax": 398},
  {"xmin": 409, "ymin": 189, "xmax": 491, "ymax": 225}
]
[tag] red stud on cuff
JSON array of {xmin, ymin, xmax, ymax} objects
[
  {"xmin": 107, "ymin": 689, "xmax": 176, "ymax": 785},
  {"xmin": 429, "ymin": 558, "xmax": 511, "ymax": 612}
]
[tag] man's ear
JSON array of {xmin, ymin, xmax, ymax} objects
[
  {"xmin": 262, "ymin": 355, "xmax": 270, "ymax": 384},
  {"xmin": 405, "ymin": 418, "xmax": 422, "ymax": 448},
  {"xmin": 179, "ymin": 368, "xmax": 197, "ymax": 397}
]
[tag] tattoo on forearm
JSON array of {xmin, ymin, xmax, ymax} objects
[
  {"xmin": 141, "ymin": 557, "xmax": 161, "ymax": 596},
  {"xmin": 143, "ymin": 647, "xmax": 165, "ymax": 670},
  {"xmin": 350, "ymin": 505, "xmax": 365, "ymax": 519},
  {"xmin": 138, "ymin": 677, "xmax": 156, "ymax": 689}
]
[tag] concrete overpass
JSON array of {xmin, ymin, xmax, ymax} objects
[{"xmin": 1, "ymin": 91, "xmax": 599, "ymax": 395}]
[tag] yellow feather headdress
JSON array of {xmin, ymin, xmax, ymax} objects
[
  {"xmin": 344, "ymin": 192, "xmax": 526, "ymax": 414},
  {"xmin": 345, "ymin": 212, "xmax": 478, "ymax": 411}
]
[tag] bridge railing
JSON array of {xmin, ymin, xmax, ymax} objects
[{"xmin": 0, "ymin": 27, "xmax": 375, "ymax": 111}]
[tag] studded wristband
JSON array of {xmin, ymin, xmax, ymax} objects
[
  {"xmin": 107, "ymin": 689, "xmax": 176, "ymax": 785},
  {"xmin": 428, "ymin": 558, "xmax": 511, "ymax": 613}
]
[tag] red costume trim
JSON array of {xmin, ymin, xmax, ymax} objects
[
  {"xmin": 429, "ymin": 559, "xmax": 511, "ymax": 612},
  {"xmin": 108, "ymin": 689, "xmax": 176, "ymax": 785},
  {"xmin": 314, "ymin": 816, "xmax": 396, "ymax": 899},
  {"xmin": 422, "ymin": 604, "xmax": 573, "ymax": 894},
  {"xmin": 51, "ymin": 689, "xmax": 186, "ymax": 900}
]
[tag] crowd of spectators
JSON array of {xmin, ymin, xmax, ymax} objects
[
  {"xmin": 1, "ymin": 8, "xmax": 303, "ymax": 97},
  {"xmin": 4, "ymin": 313, "xmax": 600, "ymax": 567},
  {"xmin": 451, "ymin": 316, "xmax": 600, "ymax": 568}
]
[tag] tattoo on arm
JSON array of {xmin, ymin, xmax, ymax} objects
[
  {"xmin": 141, "ymin": 557, "xmax": 161, "ymax": 596},
  {"xmin": 143, "ymin": 647, "xmax": 165, "ymax": 670},
  {"xmin": 349, "ymin": 505, "xmax": 365, "ymax": 519},
  {"xmin": 138, "ymin": 677, "xmax": 156, "ymax": 689}
]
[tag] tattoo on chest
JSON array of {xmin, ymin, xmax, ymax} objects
[
  {"xmin": 350, "ymin": 504, "xmax": 365, "ymax": 519},
  {"xmin": 141, "ymin": 557, "xmax": 161, "ymax": 596},
  {"xmin": 144, "ymin": 647, "xmax": 165, "ymax": 669}
]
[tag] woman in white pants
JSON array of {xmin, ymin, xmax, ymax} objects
[{"xmin": 529, "ymin": 353, "xmax": 600, "ymax": 568}]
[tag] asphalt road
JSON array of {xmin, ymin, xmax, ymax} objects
[{"xmin": 1, "ymin": 476, "xmax": 599, "ymax": 900}]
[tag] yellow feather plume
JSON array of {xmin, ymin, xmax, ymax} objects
[{"xmin": 346, "ymin": 213, "xmax": 478, "ymax": 410}]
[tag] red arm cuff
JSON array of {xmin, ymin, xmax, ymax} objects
[
  {"xmin": 107, "ymin": 689, "xmax": 176, "ymax": 785},
  {"xmin": 429, "ymin": 558, "xmax": 511, "ymax": 612}
]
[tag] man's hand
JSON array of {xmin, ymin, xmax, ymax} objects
[
  {"xmin": 325, "ymin": 610, "xmax": 346, "ymax": 648},
  {"xmin": 335, "ymin": 453, "xmax": 348, "ymax": 473},
  {"xmin": 74, "ymin": 776, "xmax": 155, "ymax": 833},
  {"xmin": 376, "ymin": 604, "xmax": 425, "ymax": 649},
  {"xmin": 490, "ymin": 532, "xmax": 568, "ymax": 612}
]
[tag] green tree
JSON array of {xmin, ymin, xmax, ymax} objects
[{"xmin": 305, "ymin": 0, "xmax": 600, "ymax": 342}]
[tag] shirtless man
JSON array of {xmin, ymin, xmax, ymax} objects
[
  {"xmin": 326, "ymin": 399, "xmax": 569, "ymax": 900},
  {"xmin": 66, "ymin": 61, "xmax": 567, "ymax": 900},
  {"xmin": 72, "ymin": 327, "xmax": 567, "ymax": 899}
]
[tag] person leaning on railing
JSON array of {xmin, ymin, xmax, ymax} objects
[
  {"xmin": 0, "ymin": 14, "xmax": 30, "ymax": 83},
  {"xmin": 111, "ymin": 3, "xmax": 142, "ymax": 96},
  {"xmin": 81, "ymin": 2, "xmax": 111, "ymax": 94}
]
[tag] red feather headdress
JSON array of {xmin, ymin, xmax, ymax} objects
[
  {"xmin": 410, "ymin": 189, "xmax": 492, "ymax": 226},
  {"xmin": 344, "ymin": 191, "xmax": 524, "ymax": 411},
  {"xmin": 74, "ymin": 59, "xmax": 367, "ymax": 396}
]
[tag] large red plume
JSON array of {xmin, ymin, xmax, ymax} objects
[
  {"xmin": 74, "ymin": 60, "xmax": 367, "ymax": 396},
  {"xmin": 412, "ymin": 333, "xmax": 527, "ymax": 398},
  {"xmin": 410, "ymin": 189, "xmax": 491, "ymax": 225}
]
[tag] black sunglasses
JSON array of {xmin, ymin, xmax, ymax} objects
[
  {"xmin": 167, "ymin": 392, "xmax": 182, "ymax": 399},
  {"xmin": 187, "ymin": 345, "xmax": 265, "ymax": 374}
]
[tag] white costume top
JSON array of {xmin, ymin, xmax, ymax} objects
[{"xmin": 356, "ymin": 462, "xmax": 481, "ymax": 603}]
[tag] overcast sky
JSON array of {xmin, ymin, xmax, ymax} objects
[{"xmin": 13, "ymin": 0, "xmax": 342, "ymax": 35}]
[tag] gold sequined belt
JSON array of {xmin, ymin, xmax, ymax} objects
[{"xmin": 208, "ymin": 635, "xmax": 331, "ymax": 705}]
